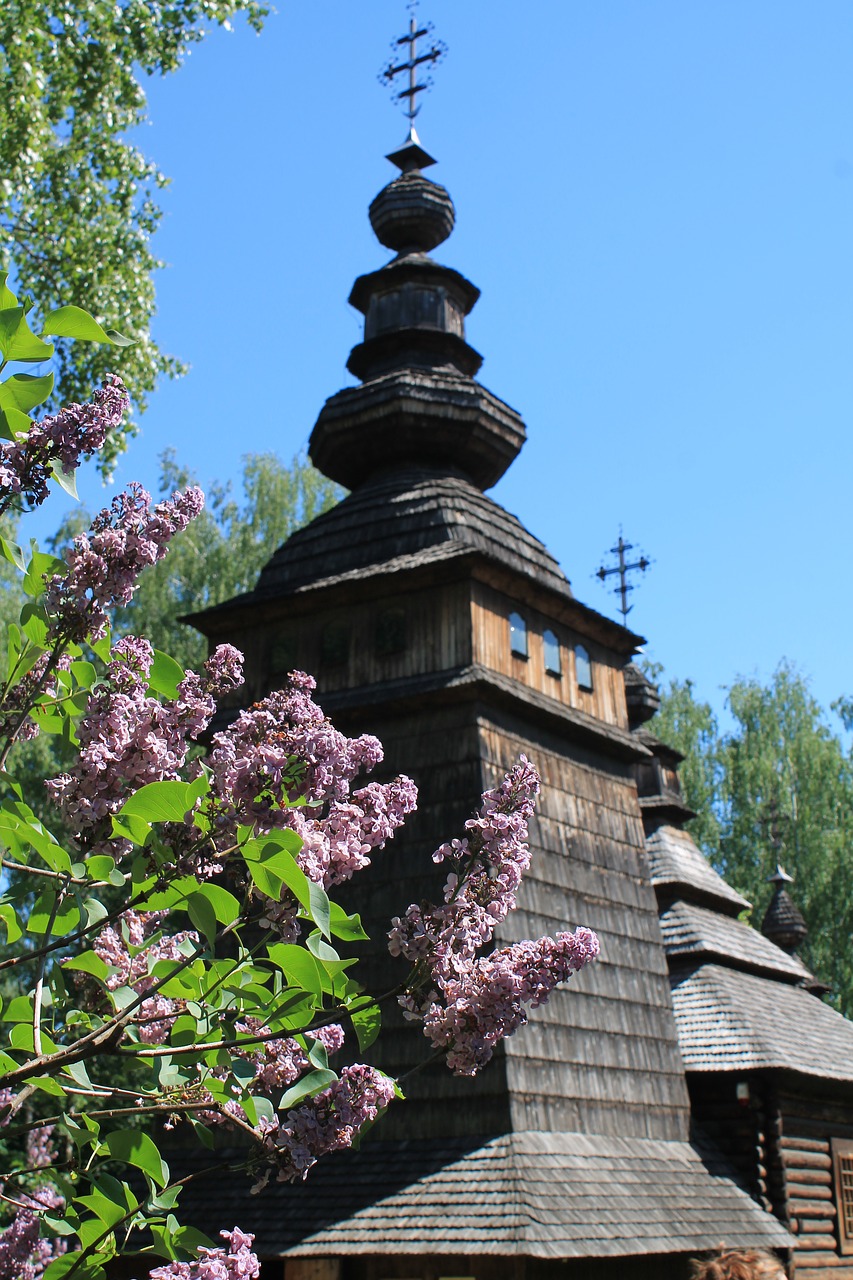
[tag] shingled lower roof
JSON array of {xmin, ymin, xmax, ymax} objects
[
  {"xmin": 647, "ymin": 826, "xmax": 751, "ymax": 916},
  {"xmin": 176, "ymin": 1131, "xmax": 792, "ymax": 1260},
  {"xmin": 671, "ymin": 963, "xmax": 853, "ymax": 1081},
  {"xmin": 660, "ymin": 900, "xmax": 813, "ymax": 983}
]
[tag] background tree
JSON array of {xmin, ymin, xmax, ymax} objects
[
  {"xmin": 53, "ymin": 450, "xmax": 343, "ymax": 669},
  {"xmin": 0, "ymin": 0, "xmax": 268, "ymax": 471},
  {"xmin": 650, "ymin": 661, "xmax": 853, "ymax": 1014}
]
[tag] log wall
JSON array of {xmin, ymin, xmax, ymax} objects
[{"xmin": 688, "ymin": 1073, "xmax": 853, "ymax": 1278}]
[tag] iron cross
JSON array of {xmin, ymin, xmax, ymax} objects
[
  {"xmin": 380, "ymin": 3, "xmax": 447, "ymax": 122},
  {"xmin": 596, "ymin": 533, "xmax": 651, "ymax": 624}
]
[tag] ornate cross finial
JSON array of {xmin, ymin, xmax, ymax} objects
[
  {"xmin": 596, "ymin": 531, "xmax": 652, "ymax": 624},
  {"xmin": 379, "ymin": 2, "xmax": 447, "ymax": 124}
]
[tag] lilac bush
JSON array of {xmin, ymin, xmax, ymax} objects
[{"xmin": 0, "ymin": 297, "xmax": 599, "ymax": 1278}]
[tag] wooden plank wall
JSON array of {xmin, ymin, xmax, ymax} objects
[
  {"xmin": 253, "ymin": 582, "xmax": 473, "ymax": 701},
  {"xmin": 313, "ymin": 1250, "xmax": 699, "ymax": 1279},
  {"xmin": 478, "ymin": 711, "xmax": 692, "ymax": 1143},
  {"xmin": 469, "ymin": 581, "xmax": 628, "ymax": 729}
]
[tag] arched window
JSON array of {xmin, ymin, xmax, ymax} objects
[
  {"xmin": 543, "ymin": 629, "xmax": 561, "ymax": 677},
  {"xmin": 575, "ymin": 643, "xmax": 593, "ymax": 691},
  {"xmin": 509, "ymin": 611, "xmax": 528, "ymax": 659}
]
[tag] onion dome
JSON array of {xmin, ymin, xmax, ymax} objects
[
  {"xmin": 309, "ymin": 142, "xmax": 526, "ymax": 493},
  {"xmin": 761, "ymin": 865, "xmax": 808, "ymax": 955},
  {"xmin": 369, "ymin": 172, "xmax": 455, "ymax": 254}
]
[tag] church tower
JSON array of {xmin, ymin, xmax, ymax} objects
[{"xmin": 189, "ymin": 20, "xmax": 793, "ymax": 1278}]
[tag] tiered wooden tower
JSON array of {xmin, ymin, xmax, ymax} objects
[{"xmin": 186, "ymin": 121, "xmax": 820, "ymax": 1277}]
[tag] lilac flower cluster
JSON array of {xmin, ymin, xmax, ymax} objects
[
  {"xmin": 388, "ymin": 757, "xmax": 600, "ymax": 1074},
  {"xmin": 0, "ymin": 1184, "xmax": 66, "ymax": 1280},
  {"xmin": 0, "ymin": 375, "xmax": 129, "ymax": 514},
  {"xmin": 148, "ymin": 1228, "xmax": 259, "ymax": 1280},
  {"xmin": 423, "ymin": 929, "xmax": 600, "ymax": 1075},
  {"xmin": 208, "ymin": 672, "xmax": 417, "ymax": 932},
  {"xmin": 234, "ymin": 1019, "xmax": 345, "ymax": 1092},
  {"xmin": 47, "ymin": 637, "xmax": 243, "ymax": 845},
  {"xmin": 44, "ymin": 481, "xmax": 204, "ymax": 641},
  {"xmin": 388, "ymin": 755, "xmax": 541, "ymax": 976},
  {"xmin": 89, "ymin": 910, "xmax": 198, "ymax": 1044},
  {"xmin": 0, "ymin": 653, "xmax": 72, "ymax": 746},
  {"xmin": 258, "ymin": 1065, "xmax": 396, "ymax": 1184}
]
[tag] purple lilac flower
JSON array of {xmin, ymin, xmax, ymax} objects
[
  {"xmin": 148, "ymin": 1227, "xmax": 260, "ymax": 1280},
  {"xmin": 422, "ymin": 928, "xmax": 601, "ymax": 1075},
  {"xmin": 388, "ymin": 757, "xmax": 600, "ymax": 1074},
  {"xmin": 233, "ymin": 1020, "xmax": 345, "ymax": 1092},
  {"xmin": 0, "ymin": 1184, "xmax": 66, "ymax": 1280},
  {"xmin": 86, "ymin": 910, "xmax": 198, "ymax": 1044},
  {"xmin": 0, "ymin": 375, "xmax": 129, "ymax": 514},
  {"xmin": 258, "ymin": 1065, "xmax": 396, "ymax": 1184},
  {"xmin": 44, "ymin": 481, "xmax": 204, "ymax": 641},
  {"xmin": 388, "ymin": 755, "xmax": 540, "ymax": 978},
  {"xmin": 47, "ymin": 638, "xmax": 243, "ymax": 844},
  {"xmin": 0, "ymin": 653, "xmax": 72, "ymax": 747},
  {"xmin": 207, "ymin": 672, "xmax": 416, "ymax": 931}
]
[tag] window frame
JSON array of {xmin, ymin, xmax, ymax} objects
[
  {"xmin": 509, "ymin": 610, "xmax": 529, "ymax": 660},
  {"xmin": 575, "ymin": 642, "xmax": 593, "ymax": 692},
  {"xmin": 832, "ymin": 1137, "xmax": 853, "ymax": 1254},
  {"xmin": 543, "ymin": 628, "xmax": 562, "ymax": 678}
]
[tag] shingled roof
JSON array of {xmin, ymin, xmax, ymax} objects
[
  {"xmin": 176, "ymin": 1131, "xmax": 793, "ymax": 1260},
  {"xmin": 235, "ymin": 465, "xmax": 573, "ymax": 601},
  {"xmin": 671, "ymin": 963, "xmax": 853, "ymax": 1081},
  {"xmin": 647, "ymin": 825, "xmax": 751, "ymax": 916},
  {"xmin": 659, "ymin": 900, "xmax": 814, "ymax": 984}
]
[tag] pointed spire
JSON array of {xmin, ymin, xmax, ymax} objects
[{"xmin": 761, "ymin": 864, "xmax": 808, "ymax": 955}]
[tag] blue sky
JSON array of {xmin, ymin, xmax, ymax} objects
[{"xmin": 55, "ymin": 1, "xmax": 853, "ymax": 724}]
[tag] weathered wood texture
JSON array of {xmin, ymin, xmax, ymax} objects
[
  {"xmin": 687, "ymin": 1074, "xmax": 853, "ymax": 1276},
  {"xmin": 470, "ymin": 581, "xmax": 629, "ymax": 728}
]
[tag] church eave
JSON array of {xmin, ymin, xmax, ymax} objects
[{"xmin": 315, "ymin": 662, "xmax": 653, "ymax": 764}]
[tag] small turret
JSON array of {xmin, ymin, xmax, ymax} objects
[{"xmin": 761, "ymin": 864, "xmax": 808, "ymax": 955}]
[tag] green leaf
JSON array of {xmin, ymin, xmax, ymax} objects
[
  {"xmin": 100, "ymin": 1130, "xmax": 169, "ymax": 1188},
  {"xmin": 0, "ymin": 903, "xmax": 22, "ymax": 943},
  {"xmin": 266, "ymin": 943, "xmax": 324, "ymax": 998},
  {"xmin": 0, "ymin": 371, "xmax": 55, "ymax": 414},
  {"xmin": 31, "ymin": 1074, "xmax": 67, "ymax": 1097},
  {"xmin": 0, "ymin": 403, "xmax": 33, "ymax": 440},
  {"xmin": 20, "ymin": 601, "xmax": 49, "ymax": 648},
  {"xmin": 75, "ymin": 1190, "xmax": 126, "ymax": 1229},
  {"xmin": 0, "ymin": 536, "xmax": 26, "ymax": 572},
  {"xmin": 50, "ymin": 458, "xmax": 79, "ymax": 499},
  {"xmin": 23, "ymin": 549, "xmax": 66, "ymax": 598},
  {"xmin": 113, "ymin": 779, "xmax": 198, "ymax": 835},
  {"xmin": 278, "ymin": 1068, "xmax": 336, "ymax": 1112},
  {"xmin": 328, "ymin": 902, "xmax": 369, "ymax": 942},
  {"xmin": 0, "ymin": 306, "xmax": 54, "ymax": 362},
  {"xmin": 147, "ymin": 650, "xmax": 185, "ymax": 699},
  {"xmin": 0, "ymin": 272, "xmax": 17, "ymax": 309},
  {"xmin": 63, "ymin": 951, "xmax": 110, "ymax": 982},
  {"xmin": 41, "ymin": 305, "xmax": 131, "ymax": 347},
  {"xmin": 43, "ymin": 1252, "xmax": 106, "ymax": 1280},
  {"xmin": 349, "ymin": 1000, "xmax": 382, "ymax": 1051}
]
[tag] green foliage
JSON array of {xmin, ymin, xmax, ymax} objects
[
  {"xmin": 0, "ymin": 0, "xmax": 269, "ymax": 471},
  {"xmin": 650, "ymin": 661, "xmax": 853, "ymax": 1014}
]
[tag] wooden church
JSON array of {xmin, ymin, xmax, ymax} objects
[{"xmin": 187, "ymin": 41, "xmax": 853, "ymax": 1280}]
